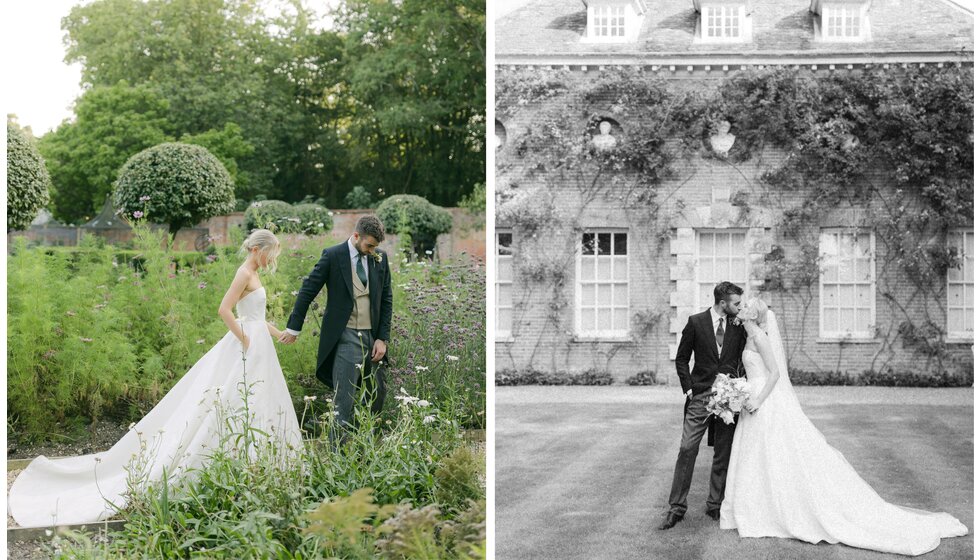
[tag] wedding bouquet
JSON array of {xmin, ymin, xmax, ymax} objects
[{"xmin": 706, "ymin": 373, "xmax": 752, "ymax": 425}]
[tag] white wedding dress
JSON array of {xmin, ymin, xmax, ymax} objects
[
  {"xmin": 8, "ymin": 287, "xmax": 303, "ymax": 528},
  {"xmin": 720, "ymin": 310, "xmax": 968, "ymax": 556}
]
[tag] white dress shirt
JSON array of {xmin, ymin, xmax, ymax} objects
[{"xmin": 710, "ymin": 306, "xmax": 727, "ymax": 356}]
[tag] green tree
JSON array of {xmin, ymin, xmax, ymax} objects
[
  {"xmin": 181, "ymin": 122, "xmax": 255, "ymax": 195},
  {"xmin": 376, "ymin": 194, "xmax": 453, "ymax": 257},
  {"xmin": 332, "ymin": 0, "xmax": 486, "ymax": 206},
  {"xmin": 114, "ymin": 142, "xmax": 235, "ymax": 237},
  {"xmin": 39, "ymin": 81, "xmax": 172, "ymax": 224},
  {"xmin": 7, "ymin": 122, "xmax": 52, "ymax": 231}
]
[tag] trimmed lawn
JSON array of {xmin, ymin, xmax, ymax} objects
[{"xmin": 495, "ymin": 386, "xmax": 973, "ymax": 560}]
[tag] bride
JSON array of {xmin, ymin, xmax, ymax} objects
[
  {"xmin": 8, "ymin": 229, "xmax": 303, "ymax": 528},
  {"xmin": 720, "ymin": 298, "xmax": 968, "ymax": 556}
]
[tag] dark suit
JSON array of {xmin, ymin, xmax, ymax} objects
[
  {"xmin": 667, "ymin": 308, "xmax": 747, "ymax": 516},
  {"xmin": 285, "ymin": 241, "xmax": 393, "ymax": 388}
]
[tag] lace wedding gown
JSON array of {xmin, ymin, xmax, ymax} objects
[
  {"xmin": 719, "ymin": 311, "xmax": 968, "ymax": 556},
  {"xmin": 8, "ymin": 287, "xmax": 303, "ymax": 528}
]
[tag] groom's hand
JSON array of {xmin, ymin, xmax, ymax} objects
[
  {"xmin": 278, "ymin": 332, "xmax": 297, "ymax": 345},
  {"xmin": 371, "ymin": 339, "xmax": 387, "ymax": 362}
]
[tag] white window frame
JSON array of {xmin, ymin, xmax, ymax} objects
[
  {"xmin": 702, "ymin": 5, "xmax": 742, "ymax": 41},
  {"xmin": 496, "ymin": 230, "xmax": 514, "ymax": 340},
  {"xmin": 818, "ymin": 2, "xmax": 868, "ymax": 42},
  {"xmin": 946, "ymin": 229, "xmax": 973, "ymax": 339},
  {"xmin": 585, "ymin": 2, "xmax": 640, "ymax": 43},
  {"xmin": 695, "ymin": 229, "xmax": 749, "ymax": 311},
  {"xmin": 575, "ymin": 229, "xmax": 630, "ymax": 339},
  {"xmin": 819, "ymin": 228, "xmax": 876, "ymax": 339}
]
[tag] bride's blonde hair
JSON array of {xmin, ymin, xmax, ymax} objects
[
  {"xmin": 740, "ymin": 297, "xmax": 769, "ymax": 327},
  {"xmin": 239, "ymin": 229, "xmax": 281, "ymax": 273}
]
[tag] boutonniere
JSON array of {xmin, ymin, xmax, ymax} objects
[{"xmin": 371, "ymin": 251, "xmax": 383, "ymax": 263}]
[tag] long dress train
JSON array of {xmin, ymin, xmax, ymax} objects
[
  {"xmin": 8, "ymin": 287, "xmax": 302, "ymax": 528},
  {"xmin": 719, "ymin": 311, "xmax": 968, "ymax": 556}
]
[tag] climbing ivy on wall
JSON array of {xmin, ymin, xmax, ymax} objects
[{"xmin": 495, "ymin": 64, "xmax": 973, "ymax": 377}]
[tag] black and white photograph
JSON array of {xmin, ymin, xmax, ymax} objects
[{"xmin": 493, "ymin": 0, "xmax": 974, "ymax": 558}]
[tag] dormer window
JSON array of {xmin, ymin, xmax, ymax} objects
[
  {"xmin": 694, "ymin": 0, "xmax": 751, "ymax": 43},
  {"xmin": 584, "ymin": 0, "xmax": 647, "ymax": 43},
  {"xmin": 594, "ymin": 4, "xmax": 627, "ymax": 38},
  {"xmin": 810, "ymin": 0, "xmax": 869, "ymax": 42}
]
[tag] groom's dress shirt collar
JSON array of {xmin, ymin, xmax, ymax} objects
[
  {"xmin": 347, "ymin": 237, "xmax": 360, "ymax": 261},
  {"xmin": 710, "ymin": 306, "xmax": 726, "ymax": 333}
]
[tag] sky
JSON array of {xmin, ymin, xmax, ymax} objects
[{"xmin": 1, "ymin": 0, "xmax": 975, "ymax": 135}]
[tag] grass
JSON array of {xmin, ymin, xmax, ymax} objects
[{"xmin": 495, "ymin": 386, "xmax": 973, "ymax": 560}]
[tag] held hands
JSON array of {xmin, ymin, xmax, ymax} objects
[
  {"xmin": 744, "ymin": 397, "xmax": 762, "ymax": 414},
  {"xmin": 371, "ymin": 339, "xmax": 387, "ymax": 363},
  {"xmin": 278, "ymin": 332, "xmax": 298, "ymax": 345}
]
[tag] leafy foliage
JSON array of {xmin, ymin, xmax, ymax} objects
[
  {"xmin": 344, "ymin": 185, "xmax": 375, "ymax": 209},
  {"xmin": 7, "ymin": 121, "xmax": 51, "ymax": 231},
  {"xmin": 243, "ymin": 200, "xmax": 334, "ymax": 235},
  {"xmin": 39, "ymin": 81, "xmax": 172, "ymax": 224},
  {"xmin": 114, "ymin": 142, "xmax": 236, "ymax": 235},
  {"xmin": 377, "ymin": 194, "xmax": 454, "ymax": 257}
]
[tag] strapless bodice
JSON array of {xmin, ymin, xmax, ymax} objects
[
  {"xmin": 235, "ymin": 287, "xmax": 266, "ymax": 322},
  {"xmin": 742, "ymin": 349, "xmax": 767, "ymax": 381}
]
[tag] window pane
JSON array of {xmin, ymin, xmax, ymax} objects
[
  {"xmin": 614, "ymin": 308, "xmax": 629, "ymax": 330},
  {"xmin": 613, "ymin": 256, "xmax": 628, "ymax": 281},
  {"xmin": 855, "ymin": 308, "xmax": 871, "ymax": 333},
  {"xmin": 597, "ymin": 308, "xmax": 612, "ymax": 330},
  {"xmin": 614, "ymin": 233, "xmax": 628, "ymax": 255},
  {"xmin": 582, "ymin": 233, "xmax": 595, "ymax": 254},
  {"xmin": 499, "ymin": 284, "xmax": 512, "ymax": 305},
  {"xmin": 949, "ymin": 310, "xmax": 963, "ymax": 333},
  {"xmin": 856, "ymin": 285, "xmax": 872, "ymax": 306},
  {"xmin": 966, "ymin": 260, "xmax": 974, "ymax": 282},
  {"xmin": 949, "ymin": 285, "xmax": 963, "ymax": 306},
  {"xmin": 598, "ymin": 284, "xmax": 613, "ymax": 306},
  {"xmin": 731, "ymin": 258, "xmax": 745, "ymax": 280},
  {"xmin": 700, "ymin": 259, "xmax": 714, "ymax": 280},
  {"xmin": 839, "ymin": 285, "xmax": 854, "ymax": 307},
  {"xmin": 581, "ymin": 256, "xmax": 596, "ymax": 281},
  {"xmin": 614, "ymin": 283, "xmax": 628, "ymax": 305},
  {"xmin": 583, "ymin": 284, "xmax": 596, "ymax": 306},
  {"xmin": 824, "ymin": 285, "xmax": 839, "ymax": 307},
  {"xmin": 582, "ymin": 308, "xmax": 595, "ymax": 331},
  {"xmin": 840, "ymin": 309, "xmax": 854, "ymax": 332},
  {"xmin": 855, "ymin": 257, "xmax": 871, "ymax": 282},
  {"xmin": 824, "ymin": 308, "xmax": 839, "ymax": 332},
  {"xmin": 598, "ymin": 233, "xmax": 611, "ymax": 255},
  {"xmin": 699, "ymin": 233, "xmax": 713, "ymax": 255},
  {"xmin": 966, "ymin": 285, "xmax": 974, "ymax": 308},
  {"xmin": 498, "ymin": 233, "xmax": 512, "ymax": 251},
  {"xmin": 498, "ymin": 308, "xmax": 512, "ymax": 333},
  {"xmin": 499, "ymin": 258, "xmax": 513, "ymax": 282},
  {"xmin": 597, "ymin": 260, "xmax": 612, "ymax": 281}
]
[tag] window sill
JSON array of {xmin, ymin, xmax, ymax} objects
[
  {"xmin": 571, "ymin": 336, "xmax": 633, "ymax": 343},
  {"xmin": 946, "ymin": 336, "xmax": 974, "ymax": 345},
  {"xmin": 817, "ymin": 337, "xmax": 879, "ymax": 344},
  {"xmin": 495, "ymin": 336, "xmax": 516, "ymax": 344}
]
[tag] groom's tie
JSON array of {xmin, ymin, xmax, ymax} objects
[
  {"xmin": 356, "ymin": 256, "xmax": 368, "ymax": 286},
  {"xmin": 716, "ymin": 318, "xmax": 725, "ymax": 351}
]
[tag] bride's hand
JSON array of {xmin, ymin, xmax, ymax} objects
[{"xmin": 745, "ymin": 397, "xmax": 761, "ymax": 413}]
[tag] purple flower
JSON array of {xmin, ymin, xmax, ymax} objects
[
  {"xmin": 133, "ymin": 211, "xmax": 144, "ymax": 219},
  {"xmin": 206, "ymin": 254, "xmax": 218, "ymax": 263},
  {"xmin": 198, "ymin": 282, "xmax": 207, "ymax": 289},
  {"xmin": 139, "ymin": 195, "xmax": 151, "ymax": 202}
]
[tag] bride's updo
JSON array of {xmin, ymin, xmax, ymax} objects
[
  {"xmin": 738, "ymin": 297, "xmax": 769, "ymax": 328},
  {"xmin": 239, "ymin": 229, "xmax": 281, "ymax": 272}
]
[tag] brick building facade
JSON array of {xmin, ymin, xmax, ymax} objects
[{"xmin": 494, "ymin": 0, "xmax": 973, "ymax": 383}]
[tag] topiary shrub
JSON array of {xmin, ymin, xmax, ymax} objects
[
  {"xmin": 376, "ymin": 194, "xmax": 452, "ymax": 257},
  {"xmin": 114, "ymin": 142, "xmax": 235, "ymax": 236},
  {"xmin": 344, "ymin": 185, "xmax": 374, "ymax": 209},
  {"xmin": 243, "ymin": 200, "xmax": 333, "ymax": 235},
  {"xmin": 7, "ymin": 123, "xmax": 52, "ymax": 231}
]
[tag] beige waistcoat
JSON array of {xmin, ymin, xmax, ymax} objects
[{"xmin": 347, "ymin": 259, "xmax": 372, "ymax": 329}]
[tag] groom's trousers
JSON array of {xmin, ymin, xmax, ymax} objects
[
  {"xmin": 330, "ymin": 327, "xmax": 386, "ymax": 446},
  {"xmin": 667, "ymin": 391, "xmax": 736, "ymax": 516}
]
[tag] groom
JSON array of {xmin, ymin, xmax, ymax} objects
[
  {"xmin": 660, "ymin": 281, "xmax": 747, "ymax": 530},
  {"xmin": 279, "ymin": 215, "xmax": 393, "ymax": 444}
]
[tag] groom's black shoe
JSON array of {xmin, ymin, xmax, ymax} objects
[
  {"xmin": 658, "ymin": 512, "xmax": 684, "ymax": 530},
  {"xmin": 705, "ymin": 508, "xmax": 720, "ymax": 521}
]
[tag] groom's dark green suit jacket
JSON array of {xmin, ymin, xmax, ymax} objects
[{"xmin": 286, "ymin": 241, "xmax": 393, "ymax": 388}]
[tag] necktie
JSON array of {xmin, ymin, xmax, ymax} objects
[
  {"xmin": 716, "ymin": 318, "xmax": 725, "ymax": 351},
  {"xmin": 356, "ymin": 256, "xmax": 368, "ymax": 287}
]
